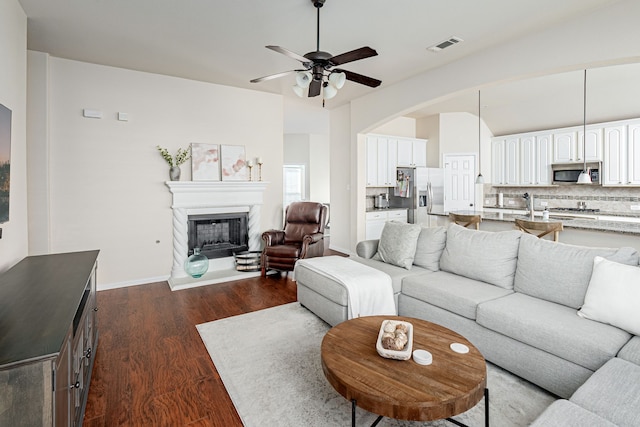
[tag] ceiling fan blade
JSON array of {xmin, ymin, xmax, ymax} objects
[
  {"xmin": 308, "ymin": 80, "xmax": 322, "ymax": 97},
  {"xmin": 329, "ymin": 47, "xmax": 378, "ymax": 66},
  {"xmin": 250, "ymin": 70, "xmax": 297, "ymax": 83},
  {"xmin": 337, "ymin": 69, "xmax": 382, "ymax": 88},
  {"xmin": 266, "ymin": 45, "xmax": 310, "ymax": 64}
]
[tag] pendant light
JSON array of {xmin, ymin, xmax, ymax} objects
[
  {"xmin": 475, "ymin": 90, "xmax": 484, "ymax": 184},
  {"xmin": 577, "ymin": 69, "xmax": 592, "ymax": 184}
]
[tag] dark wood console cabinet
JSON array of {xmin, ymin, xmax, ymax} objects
[{"xmin": 0, "ymin": 250, "xmax": 99, "ymax": 427}]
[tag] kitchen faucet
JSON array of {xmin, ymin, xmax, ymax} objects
[{"xmin": 523, "ymin": 193, "xmax": 535, "ymax": 220}]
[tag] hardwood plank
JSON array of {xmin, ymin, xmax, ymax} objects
[{"xmin": 83, "ymin": 273, "xmax": 297, "ymax": 426}]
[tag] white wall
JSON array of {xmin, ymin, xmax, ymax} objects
[
  {"xmin": 416, "ymin": 115, "xmax": 440, "ymax": 168},
  {"xmin": 329, "ymin": 104, "xmax": 351, "ymax": 254},
  {"xmin": 0, "ymin": 0, "xmax": 27, "ymax": 271},
  {"xmin": 332, "ymin": 0, "xmax": 640, "ymax": 251},
  {"xmin": 308, "ymin": 134, "xmax": 330, "ymax": 204},
  {"xmin": 370, "ymin": 117, "xmax": 416, "ymax": 138},
  {"xmin": 28, "ymin": 56, "xmax": 284, "ymax": 287}
]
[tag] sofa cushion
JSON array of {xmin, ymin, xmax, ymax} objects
[
  {"xmin": 514, "ymin": 234, "xmax": 639, "ymax": 309},
  {"xmin": 476, "ymin": 293, "xmax": 631, "ymax": 371},
  {"xmin": 617, "ymin": 336, "xmax": 640, "ymax": 366},
  {"xmin": 439, "ymin": 224, "xmax": 521, "ymax": 290},
  {"xmin": 577, "ymin": 256, "xmax": 640, "ymax": 336},
  {"xmin": 372, "ymin": 221, "xmax": 422, "ymax": 270},
  {"xmin": 530, "ymin": 400, "xmax": 617, "ymax": 427},
  {"xmin": 352, "ymin": 256, "xmax": 430, "ymax": 295},
  {"xmin": 401, "ymin": 271, "xmax": 513, "ymax": 320},
  {"xmin": 412, "ymin": 226, "xmax": 447, "ymax": 271},
  {"xmin": 571, "ymin": 358, "xmax": 640, "ymax": 427}
]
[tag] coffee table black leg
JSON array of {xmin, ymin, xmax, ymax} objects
[
  {"xmin": 351, "ymin": 399, "xmax": 384, "ymax": 427},
  {"xmin": 446, "ymin": 388, "xmax": 490, "ymax": 427}
]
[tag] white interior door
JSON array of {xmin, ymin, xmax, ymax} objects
[{"xmin": 444, "ymin": 154, "xmax": 476, "ymax": 212}]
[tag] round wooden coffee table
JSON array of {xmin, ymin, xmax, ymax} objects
[{"xmin": 321, "ymin": 316, "xmax": 488, "ymax": 426}]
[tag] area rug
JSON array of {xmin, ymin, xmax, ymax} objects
[{"xmin": 197, "ymin": 303, "xmax": 556, "ymax": 426}]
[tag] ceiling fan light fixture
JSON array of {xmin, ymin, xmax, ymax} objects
[
  {"xmin": 323, "ymin": 83, "xmax": 338, "ymax": 99},
  {"xmin": 329, "ymin": 71, "xmax": 346, "ymax": 89},
  {"xmin": 295, "ymin": 71, "xmax": 312, "ymax": 88},
  {"xmin": 292, "ymin": 84, "xmax": 306, "ymax": 98}
]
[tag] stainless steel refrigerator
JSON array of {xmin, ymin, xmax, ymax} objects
[{"xmin": 389, "ymin": 167, "xmax": 445, "ymax": 225}]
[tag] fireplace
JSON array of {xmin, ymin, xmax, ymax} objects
[
  {"xmin": 188, "ymin": 213, "xmax": 249, "ymax": 259},
  {"xmin": 165, "ymin": 181, "xmax": 268, "ymax": 290}
]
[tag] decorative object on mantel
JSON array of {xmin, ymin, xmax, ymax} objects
[
  {"xmin": 247, "ymin": 159, "xmax": 254, "ymax": 181},
  {"xmin": 184, "ymin": 247, "xmax": 209, "ymax": 278},
  {"xmin": 221, "ymin": 144, "xmax": 248, "ymax": 181},
  {"xmin": 157, "ymin": 145, "xmax": 191, "ymax": 181},
  {"xmin": 577, "ymin": 69, "xmax": 592, "ymax": 184},
  {"xmin": 475, "ymin": 90, "xmax": 484, "ymax": 184},
  {"xmin": 257, "ymin": 157, "xmax": 264, "ymax": 181},
  {"xmin": 191, "ymin": 143, "xmax": 220, "ymax": 181}
]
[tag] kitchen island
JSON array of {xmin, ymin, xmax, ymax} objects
[{"xmin": 433, "ymin": 208, "xmax": 640, "ymax": 252}]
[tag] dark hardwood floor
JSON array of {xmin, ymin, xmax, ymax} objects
[{"xmin": 84, "ymin": 245, "xmax": 344, "ymax": 426}]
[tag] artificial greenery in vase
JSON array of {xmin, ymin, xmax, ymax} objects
[{"xmin": 157, "ymin": 145, "xmax": 191, "ymax": 181}]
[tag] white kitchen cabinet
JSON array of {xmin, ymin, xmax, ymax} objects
[
  {"xmin": 492, "ymin": 139, "xmax": 506, "ymax": 185},
  {"xmin": 366, "ymin": 137, "xmax": 378, "ymax": 187},
  {"xmin": 535, "ymin": 133, "xmax": 553, "ymax": 185},
  {"xmin": 520, "ymin": 135, "xmax": 536, "ymax": 185},
  {"xmin": 628, "ymin": 122, "xmax": 640, "ymax": 185},
  {"xmin": 365, "ymin": 209, "xmax": 407, "ymax": 240},
  {"xmin": 396, "ymin": 137, "xmax": 428, "ymax": 167},
  {"xmin": 553, "ymin": 131, "xmax": 578, "ymax": 163},
  {"xmin": 578, "ymin": 128, "xmax": 603, "ymax": 161},
  {"xmin": 504, "ymin": 137, "xmax": 520, "ymax": 185},
  {"xmin": 602, "ymin": 125, "xmax": 627, "ymax": 185},
  {"xmin": 366, "ymin": 136, "xmax": 396, "ymax": 187}
]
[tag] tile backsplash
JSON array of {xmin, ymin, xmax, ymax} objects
[{"xmin": 485, "ymin": 184, "xmax": 640, "ymax": 214}]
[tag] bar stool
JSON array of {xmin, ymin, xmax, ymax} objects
[
  {"xmin": 449, "ymin": 213, "xmax": 482, "ymax": 230},
  {"xmin": 514, "ymin": 218, "xmax": 563, "ymax": 242}
]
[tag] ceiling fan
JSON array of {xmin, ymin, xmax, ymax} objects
[{"xmin": 250, "ymin": 0, "xmax": 381, "ymax": 100}]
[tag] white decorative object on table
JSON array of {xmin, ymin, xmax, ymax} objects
[{"xmin": 376, "ymin": 319, "xmax": 413, "ymax": 360}]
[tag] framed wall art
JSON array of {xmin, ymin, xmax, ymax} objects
[
  {"xmin": 0, "ymin": 103, "xmax": 11, "ymax": 224},
  {"xmin": 221, "ymin": 145, "xmax": 248, "ymax": 181},
  {"xmin": 191, "ymin": 143, "xmax": 220, "ymax": 181}
]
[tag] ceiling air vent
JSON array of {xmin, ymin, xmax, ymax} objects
[{"xmin": 427, "ymin": 36, "xmax": 464, "ymax": 52}]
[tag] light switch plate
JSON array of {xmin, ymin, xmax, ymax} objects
[{"xmin": 83, "ymin": 109, "xmax": 102, "ymax": 119}]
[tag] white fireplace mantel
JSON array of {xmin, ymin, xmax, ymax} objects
[{"xmin": 165, "ymin": 181, "xmax": 269, "ymax": 290}]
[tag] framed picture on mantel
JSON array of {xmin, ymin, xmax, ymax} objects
[
  {"xmin": 191, "ymin": 143, "xmax": 220, "ymax": 181},
  {"xmin": 221, "ymin": 145, "xmax": 248, "ymax": 181}
]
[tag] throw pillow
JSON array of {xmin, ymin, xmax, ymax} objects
[
  {"xmin": 412, "ymin": 226, "xmax": 447, "ymax": 271},
  {"xmin": 440, "ymin": 223, "xmax": 521, "ymax": 289},
  {"xmin": 577, "ymin": 256, "xmax": 640, "ymax": 336},
  {"xmin": 372, "ymin": 221, "xmax": 421, "ymax": 270}
]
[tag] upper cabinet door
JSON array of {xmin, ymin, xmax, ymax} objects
[
  {"xmin": 578, "ymin": 128, "xmax": 603, "ymax": 161},
  {"xmin": 396, "ymin": 139, "xmax": 413, "ymax": 167},
  {"xmin": 553, "ymin": 131, "xmax": 577, "ymax": 163},
  {"xmin": 535, "ymin": 134, "xmax": 553, "ymax": 185},
  {"xmin": 520, "ymin": 135, "xmax": 536, "ymax": 185},
  {"xmin": 504, "ymin": 137, "xmax": 520, "ymax": 185},
  {"xmin": 628, "ymin": 122, "xmax": 640, "ymax": 185},
  {"xmin": 366, "ymin": 137, "xmax": 378, "ymax": 187},
  {"xmin": 602, "ymin": 125, "xmax": 627, "ymax": 185},
  {"xmin": 492, "ymin": 139, "xmax": 505, "ymax": 185},
  {"xmin": 412, "ymin": 139, "xmax": 428, "ymax": 167}
]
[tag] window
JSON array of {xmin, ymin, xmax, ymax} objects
[{"xmin": 283, "ymin": 165, "xmax": 306, "ymax": 208}]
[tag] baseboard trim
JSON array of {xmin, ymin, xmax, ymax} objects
[{"xmin": 98, "ymin": 275, "xmax": 169, "ymax": 291}]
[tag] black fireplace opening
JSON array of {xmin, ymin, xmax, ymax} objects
[{"xmin": 187, "ymin": 213, "xmax": 249, "ymax": 259}]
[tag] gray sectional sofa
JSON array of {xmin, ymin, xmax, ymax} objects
[{"xmin": 295, "ymin": 222, "xmax": 640, "ymax": 426}]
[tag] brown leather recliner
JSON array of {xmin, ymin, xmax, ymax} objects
[{"xmin": 261, "ymin": 202, "xmax": 328, "ymax": 277}]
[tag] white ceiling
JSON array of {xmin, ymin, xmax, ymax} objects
[{"xmin": 18, "ymin": 0, "xmax": 638, "ymax": 134}]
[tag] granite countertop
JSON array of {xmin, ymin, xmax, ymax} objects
[
  {"xmin": 366, "ymin": 207, "xmax": 410, "ymax": 213},
  {"xmin": 441, "ymin": 210, "xmax": 640, "ymax": 235},
  {"xmin": 483, "ymin": 205, "xmax": 640, "ymax": 219}
]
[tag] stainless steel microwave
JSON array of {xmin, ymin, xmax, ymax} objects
[{"xmin": 552, "ymin": 162, "xmax": 600, "ymax": 184}]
